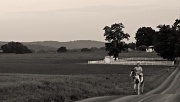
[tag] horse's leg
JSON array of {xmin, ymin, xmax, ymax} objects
[
  {"xmin": 134, "ymin": 84, "xmax": 136, "ymax": 93},
  {"xmin": 141, "ymin": 83, "xmax": 144, "ymax": 93},
  {"xmin": 137, "ymin": 83, "xmax": 140, "ymax": 95}
]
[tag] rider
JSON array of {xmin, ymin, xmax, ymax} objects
[{"xmin": 134, "ymin": 62, "xmax": 143, "ymax": 83}]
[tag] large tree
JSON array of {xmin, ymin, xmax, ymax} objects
[
  {"xmin": 154, "ymin": 19, "xmax": 180, "ymax": 61},
  {"xmin": 135, "ymin": 27, "xmax": 157, "ymax": 47},
  {"xmin": 103, "ymin": 23, "xmax": 130, "ymax": 60},
  {"xmin": 1, "ymin": 42, "xmax": 32, "ymax": 54}
]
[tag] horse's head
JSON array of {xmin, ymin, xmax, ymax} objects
[{"xmin": 130, "ymin": 70, "xmax": 136, "ymax": 77}]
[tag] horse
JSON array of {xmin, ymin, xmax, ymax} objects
[{"xmin": 130, "ymin": 70, "xmax": 144, "ymax": 95}]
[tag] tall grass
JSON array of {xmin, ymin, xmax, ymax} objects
[
  {"xmin": 0, "ymin": 51, "xmax": 175, "ymax": 102},
  {"xmin": 0, "ymin": 66, "xmax": 175, "ymax": 102}
]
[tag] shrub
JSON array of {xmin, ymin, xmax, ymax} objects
[
  {"xmin": 57, "ymin": 47, "xmax": 68, "ymax": 53},
  {"xmin": 138, "ymin": 45, "xmax": 147, "ymax": 51},
  {"xmin": 81, "ymin": 48, "xmax": 91, "ymax": 52}
]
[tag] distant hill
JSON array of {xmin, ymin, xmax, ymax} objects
[
  {"xmin": 0, "ymin": 42, "xmax": 7, "ymax": 47},
  {"xmin": 0, "ymin": 40, "xmax": 105, "ymax": 52},
  {"xmin": 25, "ymin": 45, "xmax": 57, "ymax": 52},
  {"xmin": 27, "ymin": 40, "xmax": 105, "ymax": 49}
]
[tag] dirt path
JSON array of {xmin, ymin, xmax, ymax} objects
[{"xmin": 77, "ymin": 65, "xmax": 180, "ymax": 102}]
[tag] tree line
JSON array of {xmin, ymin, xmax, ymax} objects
[
  {"xmin": 135, "ymin": 19, "xmax": 180, "ymax": 61},
  {"xmin": 57, "ymin": 47, "xmax": 105, "ymax": 53},
  {"xmin": 104, "ymin": 19, "xmax": 180, "ymax": 61}
]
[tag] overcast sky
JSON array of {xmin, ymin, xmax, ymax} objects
[{"xmin": 0, "ymin": 0, "xmax": 179, "ymax": 42}]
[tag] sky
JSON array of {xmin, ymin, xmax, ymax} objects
[{"xmin": 0, "ymin": 0, "xmax": 179, "ymax": 42}]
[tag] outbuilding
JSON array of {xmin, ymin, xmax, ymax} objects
[{"xmin": 146, "ymin": 46, "xmax": 154, "ymax": 52}]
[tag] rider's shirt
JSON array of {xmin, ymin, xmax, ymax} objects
[{"xmin": 134, "ymin": 66, "xmax": 143, "ymax": 75}]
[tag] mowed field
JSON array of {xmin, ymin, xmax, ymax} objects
[{"xmin": 0, "ymin": 51, "xmax": 176, "ymax": 102}]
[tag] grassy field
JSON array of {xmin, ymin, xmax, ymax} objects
[{"xmin": 0, "ymin": 51, "xmax": 176, "ymax": 102}]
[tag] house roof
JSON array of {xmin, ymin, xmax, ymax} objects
[{"xmin": 148, "ymin": 45, "xmax": 154, "ymax": 47}]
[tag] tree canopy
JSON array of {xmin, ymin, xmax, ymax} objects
[
  {"xmin": 103, "ymin": 23, "xmax": 130, "ymax": 59},
  {"xmin": 154, "ymin": 19, "xmax": 180, "ymax": 61},
  {"xmin": 1, "ymin": 42, "xmax": 32, "ymax": 54},
  {"xmin": 135, "ymin": 27, "xmax": 156, "ymax": 47}
]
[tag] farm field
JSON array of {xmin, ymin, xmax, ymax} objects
[{"xmin": 0, "ymin": 51, "xmax": 176, "ymax": 102}]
